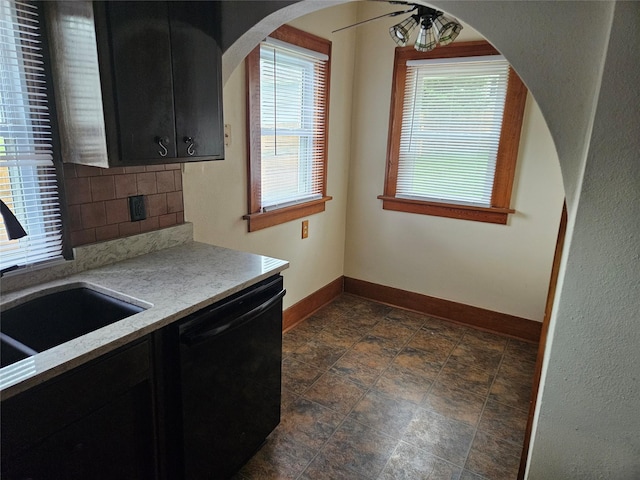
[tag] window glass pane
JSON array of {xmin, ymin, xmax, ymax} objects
[
  {"xmin": 259, "ymin": 43, "xmax": 326, "ymax": 210},
  {"xmin": 0, "ymin": 0, "xmax": 63, "ymax": 270},
  {"xmin": 397, "ymin": 57, "xmax": 509, "ymax": 206}
]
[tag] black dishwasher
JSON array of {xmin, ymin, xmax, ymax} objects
[{"xmin": 169, "ymin": 275, "xmax": 285, "ymax": 479}]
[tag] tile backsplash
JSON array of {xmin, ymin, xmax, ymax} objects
[{"xmin": 64, "ymin": 163, "xmax": 184, "ymax": 247}]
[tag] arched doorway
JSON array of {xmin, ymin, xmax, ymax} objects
[
  {"xmin": 214, "ymin": 1, "xmax": 570, "ymax": 477},
  {"xmin": 197, "ymin": 2, "xmax": 640, "ymax": 478}
]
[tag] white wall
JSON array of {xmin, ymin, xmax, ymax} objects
[
  {"xmin": 344, "ymin": 2, "xmax": 564, "ymax": 321},
  {"xmin": 183, "ymin": 3, "xmax": 358, "ymax": 309},
  {"xmin": 527, "ymin": 2, "xmax": 640, "ymax": 476}
]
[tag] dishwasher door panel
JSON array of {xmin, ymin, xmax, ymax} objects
[{"xmin": 177, "ymin": 276, "xmax": 284, "ymax": 479}]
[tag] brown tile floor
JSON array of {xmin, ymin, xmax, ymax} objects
[{"xmin": 236, "ymin": 295, "xmax": 538, "ymax": 480}]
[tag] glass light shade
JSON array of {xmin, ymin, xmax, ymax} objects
[
  {"xmin": 414, "ymin": 20, "xmax": 438, "ymax": 52},
  {"xmin": 389, "ymin": 15, "xmax": 418, "ymax": 47},
  {"xmin": 432, "ymin": 13, "xmax": 463, "ymax": 45}
]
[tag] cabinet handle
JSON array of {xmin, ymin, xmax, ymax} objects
[
  {"xmin": 155, "ymin": 136, "xmax": 169, "ymax": 157},
  {"xmin": 184, "ymin": 136, "xmax": 195, "ymax": 156}
]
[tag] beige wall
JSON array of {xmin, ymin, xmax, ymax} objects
[
  {"xmin": 344, "ymin": 2, "xmax": 565, "ymax": 321},
  {"xmin": 182, "ymin": 3, "xmax": 358, "ymax": 309}
]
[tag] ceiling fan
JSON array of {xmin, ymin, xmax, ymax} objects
[{"xmin": 332, "ymin": 1, "xmax": 463, "ymax": 52}]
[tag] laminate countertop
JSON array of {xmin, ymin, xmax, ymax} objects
[{"xmin": 0, "ymin": 240, "xmax": 288, "ymax": 399}]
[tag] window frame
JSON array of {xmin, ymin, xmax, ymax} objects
[
  {"xmin": 244, "ymin": 24, "xmax": 332, "ymax": 232},
  {"xmin": 379, "ymin": 40, "xmax": 528, "ymax": 225},
  {"xmin": 0, "ymin": 0, "xmax": 70, "ymax": 272}
]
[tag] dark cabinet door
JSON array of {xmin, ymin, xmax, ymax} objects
[
  {"xmin": 2, "ymin": 384, "xmax": 156, "ymax": 480},
  {"xmin": 1, "ymin": 339, "xmax": 158, "ymax": 479},
  {"xmin": 106, "ymin": 2, "xmax": 177, "ymax": 162},
  {"xmin": 170, "ymin": 2, "xmax": 224, "ymax": 160}
]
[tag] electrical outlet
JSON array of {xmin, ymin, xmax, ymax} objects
[
  {"xmin": 129, "ymin": 195, "xmax": 146, "ymax": 221},
  {"xmin": 301, "ymin": 220, "xmax": 309, "ymax": 239}
]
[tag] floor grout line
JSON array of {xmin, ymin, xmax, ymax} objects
[{"xmin": 461, "ymin": 340, "xmax": 508, "ymax": 476}]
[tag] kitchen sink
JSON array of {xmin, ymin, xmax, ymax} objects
[
  {"xmin": 0, "ymin": 337, "xmax": 34, "ymax": 368},
  {"xmin": 1, "ymin": 287, "xmax": 145, "ymax": 367}
]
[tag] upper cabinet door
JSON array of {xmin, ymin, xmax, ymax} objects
[
  {"xmin": 48, "ymin": 1, "xmax": 224, "ymax": 167},
  {"xmin": 169, "ymin": 2, "xmax": 224, "ymax": 160},
  {"xmin": 106, "ymin": 2, "xmax": 177, "ymax": 162}
]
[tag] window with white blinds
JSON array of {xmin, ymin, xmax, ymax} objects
[
  {"xmin": 397, "ymin": 56, "xmax": 509, "ymax": 206},
  {"xmin": 245, "ymin": 25, "xmax": 331, "ymax": 232},
  {"xmin": 381, "ymin": 41, "xmax": 527, "ymax": 224},
  {"xmin": 259, "ymin": 39, "xmax": 328, "ymax": 211},
  {"xmin": 0, "ymin": 0, "xmax": 63, "ymax": 271}
]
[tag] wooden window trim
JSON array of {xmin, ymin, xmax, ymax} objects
[
  {"xmin": 380, "ymin": 40, "xmax": 527, "ymax": 224},
  {"xmin": 243, "ymin": 195, "xmax": 332, "ymax": 231},
  {"xmin": 244, "ymin": 24, "xmax": 332, "ymax": 232}
]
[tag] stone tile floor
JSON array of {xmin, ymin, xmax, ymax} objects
[{"xmin": 236, "ymin": 294, "xmax": 537, "ymax": 480}]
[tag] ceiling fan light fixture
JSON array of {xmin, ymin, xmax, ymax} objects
[
  {"xmin": 333, "ymin": 3, "xmax": 462, "ymax": 52},
  {"xmin": 414, "ymin": 18, "xmax": 438, "ymax": 52},
  {"xmin": 389, "ymin": 15, "xmax": 418, "ymax": 46},
  {"xmin": 432, "ymin": 13, "xmax": 463, "ymax": 46}
]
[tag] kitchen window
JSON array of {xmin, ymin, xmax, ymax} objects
[
  {"xmin": 0, "ymin": 0, "xmax": 64, "ymax": 271},
  {"xmin": 379, "ymin": 41, "xmax": 527, "ymax": 224},
  {"xmin": 244, "ymin": 25, "xmax": 331, "ymax": 232}
]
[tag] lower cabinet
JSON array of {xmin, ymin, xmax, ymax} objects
[
  {"xmin": 1, "ymin": 284, "xmax": 284, "ymax": 480},
  {"xmin": 0, "ymin": 339, "xmax": 157, "ymax": 480}
]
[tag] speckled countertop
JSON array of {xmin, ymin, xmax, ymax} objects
[{"xmin": 0, "ymin": 228, "xmax": 288, "ymax": 399}]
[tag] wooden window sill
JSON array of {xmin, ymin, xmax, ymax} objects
[
  {"xmin": 244, "ymin": 196, "xmax": 332, "ymax": 232},
  {"xmin": 377, "ymin": 195, "xmax": 514, "ymax": 225}
]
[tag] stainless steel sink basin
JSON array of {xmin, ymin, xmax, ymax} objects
[{"xmin": 1, "ymin": 287, "xmax": 145, "ymax": 368}]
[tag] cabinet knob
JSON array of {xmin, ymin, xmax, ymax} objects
[
  {"xmin": 155, "ymin": 136, "xmax": 169, "ymax": 157},
  {"xmin": 184, "ymin": 136, "xmax": 195, "ymax": 156}
]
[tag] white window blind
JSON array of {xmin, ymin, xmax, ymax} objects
[
  {"xmin": 397, "ymin": 56, "xmax": 510, "ymax": 207},
  {"xmin": 0, "ymin": 0, "xmax": 63, "ymax": 270},
  {"xmin": 259, "ymin": 40, "xmax": 327, "ymax": 211}
]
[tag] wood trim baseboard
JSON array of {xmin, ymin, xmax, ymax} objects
[
  {"xmin": 283, "ymin": 276, "xmax": 344, "ymax": 332},
  {"xmin": 343, "ymin": 277, "xmax": 541, "ymax": 342}
]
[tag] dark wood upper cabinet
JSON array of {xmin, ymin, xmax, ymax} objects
[
  {"xmin": 104, "ymin": 2, "xmax": 177, "ymax": 162},
  {"xmin": 46, "ymin": 1, "xmax": 224, "ymax": 167},
  {"xmin": 169, "ymin": 2, "xmax": 224, "ymax": 160}
]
